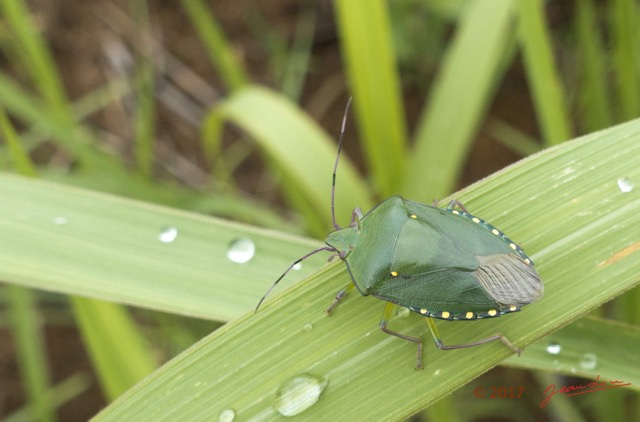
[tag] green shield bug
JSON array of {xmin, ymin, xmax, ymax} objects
[{"xmin": 257, "ymin": 99, "xmax": 543, "ymax": 369}]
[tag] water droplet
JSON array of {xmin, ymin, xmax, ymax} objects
[
  {"xmin": 303, "ymin": 323, "xmax": 313, "ymax": 332},
  {"xmin": 433, "ymin": 369, "xmax": 441, "ymax": 376},
  {"xmin": 292, "ymin": 262, "xmax": 303, "ymax": 271},
  {"xmin": 546, "ymin": 342, "xmax": 561, "ymax": 355},
  {"xmin": 396, "ymin": 307, "xmax": 410, "ymax": 318},
  {"xmin": 578, "ymin": 353, "xmax": 598, "ymax": 370},
  {"xmin": 227, "ymin": 238, "xmax": 255, "ymax": 263},
  {"xmin": 274, "ymin": 374, "xmax": 327, "ymax": 417},
  {"xmin": 159, "ymin": 226, "xmax": 178, "ymax": 243},
  {"xmin": 218, "ymin": 408, "xmax": 236, "ymax": 422},
  {"xmin": 52, "ymin": 216, "xmax": 68, "ymax": 225},
  {"xmin": 617, "ymin": 177, "xmax": 634, "ymax": 193}
]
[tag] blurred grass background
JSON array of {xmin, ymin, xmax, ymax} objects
[{"xmin": 0, "ymin": 0, "xmax": 639, "ymax": 420}]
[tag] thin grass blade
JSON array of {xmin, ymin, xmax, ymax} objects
[{"xmin": 334, "ymin": 0, "xmax": 407, "ymax": 197}]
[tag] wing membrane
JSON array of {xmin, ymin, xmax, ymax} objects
[{"xmin": 473, "ymin": 253, "xmax": 543, "ymax": 304}]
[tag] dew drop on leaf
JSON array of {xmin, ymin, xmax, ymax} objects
[
  {"xmin": 227, "ymin": 238, "xmax": 255, "ymax": 263},
  {"xmin": 546, "ymin": 342, "xmax": 561, "ymax": 355},
  {"xmin": 159, "ymin": 226, "xmax": 178, "ymax": 243},
  {"xmin": 52, "ymin": 216, "xmax": 68, "ymax": 225},
  {"xmin": 617, "ymin": 177, "xmax": 634, "ymax": 193},
  {"xmin": 217, "ymin": 408, "xmax": 235, "ymax": 422},
  {"xmin": 274, "ymin": 374, "xmax": 327, "ymax": 417},
  {"xmin": 578, "ymin": 353, "xmax": 598, "ymax": 370}
]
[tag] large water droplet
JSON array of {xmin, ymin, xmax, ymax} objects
[
  {"xmin": 159, "ymin": 226, "xmax": 178, "ymax": 243},
  {"xmin": 227, "ymin": 238, "xmax": 255, "ymax": 263},
  {"xmin": 292, "ymin": 262, "xmax": 303, "ymax": 271},
  {"xmin": 218, "ymin": 408, "xmax": 235, "ymax": 422},
  {"xmin": 546, "ymin": 342, "xmax": 561, "ymax": 355},
  {"xmin": 274, "ymin": 374, "xmax": 327, "ymax": 417},
  {"xmin": 302, "ymin": 323, "xmax": 313, "ymax": 332},
  {"xmin": 578, "ymin": 353, "xmax": 598, "ymax": 370},
  {"xmin": 617, "ymin": 177, "xmax": 634, "ymax": 193}
]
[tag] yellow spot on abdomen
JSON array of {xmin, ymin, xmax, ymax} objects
[
  {"xmin": 492, "ymin": 229, "xmax": 500, "ymax": 235},
  {"xmin": 390, "ymin": 271, "xmax": 398, "ymax": 277},
  {"xmin": 420, "ymin": 308, "xmax": 428, "ymax": 315},
  {"xmin": 465, "ymin": 312, "xmax": 474, "ymax": 319},
  {"xmin": 410, "ymin": 214, "xmax": 417, "ymax": 219},
  {"xmin": 441, "ymin": 311, "xmax": 451, "ymax": 319},
  {"xmin": 488, "ymin": 309, "xmax": 497, "ymax": 317},
  {"xmin": 472, "ymin": 217, "xmax": 480, "ymax": 223},
  {"xmin": 509, "ymin": 243, "xmax": 517, "ymax": 250},
  {"xmin": 509, "ymin": 305, "xmax": 517, "ymax": 312}
]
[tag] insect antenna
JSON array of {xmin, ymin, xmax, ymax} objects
[
  {"xmin": 331, "ymin": 97, "xmax": 353, "ymax": 230},
  {"xmin": 257, "ymin": 98, "xmax": 352, "ymax": 313},
  {"xmin": 255, "ymin": 246, "xmax": 335, "ymax": 313}
]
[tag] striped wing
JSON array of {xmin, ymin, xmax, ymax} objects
[{"xmin": 473, "ymin": 253, "xmax": 543, "ymax": 304}]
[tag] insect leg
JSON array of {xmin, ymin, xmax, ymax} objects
[
  {"xmin": 325, "ymin": 283, "xmax": 355, "ymax": 315},
  {"xmin": 445, "ymin": 199, "xmax": 469, "ymax": 213},
  {"xmin": 349, "ymin": 208, "xmax": 364, "ymax": 227},
  {"xmin": 425, "ymin": 318, "xmax": 522, "ymax": 355},
  {"xmin": 380, "ymin": 302, "xmax": 423, "ymax": 369}
]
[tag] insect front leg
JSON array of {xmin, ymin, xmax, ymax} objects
[
  {"xmin": 325, "ymin": 283, "xmax": 355, "ymax": 315},
  {"xmin": 425, "ymin": 318, "xmax": 522, "ymax": 355},
  {"xmin": 349, "ymin": 208, "xmax": 363, "ymax": 227},
  {"xmin": 445, "ymin": 199, "xmax": 469, "ymax": 213},
  {"xmin": 380, "ymin": 302, "xmax": 423, "ymax": 370}
]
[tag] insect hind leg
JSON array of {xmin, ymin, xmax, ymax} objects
[
  {"xmin": 425, "ymin": 318, "xmax": 522, "ymax": 355},
  {"xmin": 380, "ymin": 303, "xmax": 423, "ymax": 370}
]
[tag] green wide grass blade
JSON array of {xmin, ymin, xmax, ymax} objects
[
  {"xmin": 405, "ymin": 0, "xmax": 516, "ymax": 201},
  {"xmin": 0, "ymin": 172, "xmax": 327, "ymax": 321},
  {"xmin": 93, "ymin": 119, "xmax": 640, "ymax": 421}
]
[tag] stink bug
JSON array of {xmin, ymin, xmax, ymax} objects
[{"xmin": 257, "ymin": 99, "xmax": 543, "ymax": 369}]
